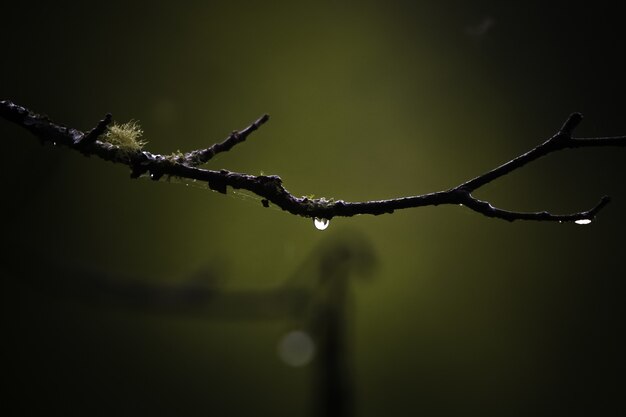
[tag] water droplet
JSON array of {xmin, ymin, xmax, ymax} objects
[
  {"xmin": 277, "ymin": 330, "xmax": 315, "ymax": 367},
  {"xmin": 313, "ymin": 218, "xmax": 329, "ymax": 231},
  {"xmin": 575, "ymin": 218, "xmax": 592, "ymax": 225}
]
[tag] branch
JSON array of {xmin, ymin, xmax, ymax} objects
[
  {"xmin": 2, "ymin": 100, "xmax": 625, "ymax": 222},
  {"xmin": 182, "ymin": 113, "xmax": 270, "ymax": 166}
]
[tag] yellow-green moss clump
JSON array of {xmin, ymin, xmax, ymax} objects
[
  {"xmin": 100, "ymin": 121, "xmax": 147, "ymax": 154},
  {"xmin": 165, "ymin": 150, "xmax": 185, "ymax": 164}
]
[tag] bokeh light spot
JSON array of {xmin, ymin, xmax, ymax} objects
[{"xmin": 277, "ymin": 330, "xmax": 315, "ymax": 367}]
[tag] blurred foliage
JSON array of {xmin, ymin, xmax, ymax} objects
[{"xmin": 1, "ymin": 1, "xmax": 625, "ymax": 416}]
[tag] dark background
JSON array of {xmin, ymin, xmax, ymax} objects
[{"xmin": 1, "ymin": 1, "xmax": 625, "ymax": 416}]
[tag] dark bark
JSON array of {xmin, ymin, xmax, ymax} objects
[{"xmin": 2, "ymin": 100, "xmax": 625, "ymax": 222}]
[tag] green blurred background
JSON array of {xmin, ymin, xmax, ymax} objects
[{"xmin": 1, "ymin": 1, "xmax": 625, "ymax": 416}]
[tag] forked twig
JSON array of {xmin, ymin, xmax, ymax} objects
[{"xmin": 1, "ymin": 100, "xmax": 624, "ymax": 222}]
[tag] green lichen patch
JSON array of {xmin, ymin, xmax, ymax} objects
[
  {"xmin": 165, "ymin": 150, "xmax": 185, "ymax": 164},
  {"xmin": 100, "ymin": 121, "xmax": 147, "ymax": 155}
]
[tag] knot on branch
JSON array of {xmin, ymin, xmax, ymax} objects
[
  {"xmin": 257, "ymin": 175, "xmax": 282, "ymax": 186},
  {"xmin": 208, "ymin": 179, "xmax": 227, "ymax": 194},
  {"xmin": 449, "ymin": 187, "xmax": 471, "ymax": 203}
]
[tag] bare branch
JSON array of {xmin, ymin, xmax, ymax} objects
[
  {"xmin": 182, "ymin": 114, "xmax": 270, "ymax": 166},
  {"xmin": 1, "ymin": 99, "xmax": 624, "ymax": 223},
  {"xmin": 78, "ymin": 113, "xmax": 112, "ymax": 146}
]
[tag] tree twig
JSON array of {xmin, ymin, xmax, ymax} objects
[
  {"xmin": 182, "ymin": 114, "xmax": 270, "ymax": 166},
  {"xmin": 1, "ymin": 100, "xmax": 624, "ymax": 222}
]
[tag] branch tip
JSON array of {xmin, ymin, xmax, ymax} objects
[
  {"xmin": 79, "ymin": 112, "xmax": 113, "ymax": 146},
  {"xmin": 559, "ymin": 112, "xmax": 583, "ymax": 137},
  {"xmin": 259, "ymin": 113, "xmax": 270, "ymax": 124},
  {"xmin": 589, "ymin": 195, "xmax": 611, "ymax": 215}
]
